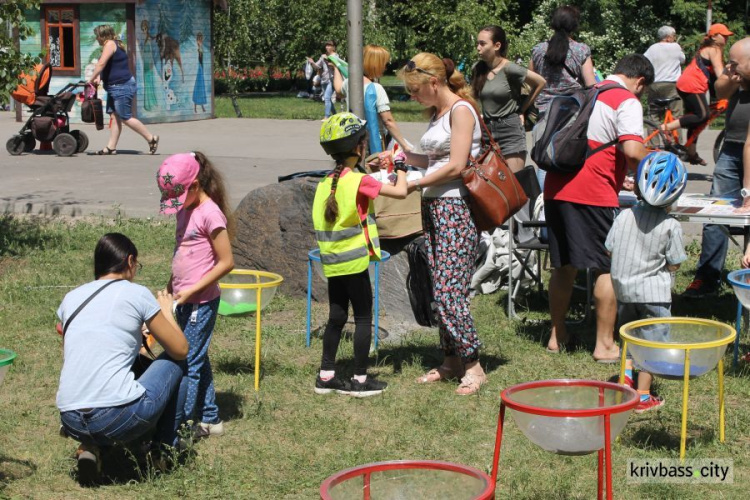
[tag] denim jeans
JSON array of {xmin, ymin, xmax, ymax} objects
[
  {"xmin": 105, "ymin": 77, "xmax": 136, "ymax": 120},
  {"xmin": 323, "ymin": 81, "xmax": 334, "ymax": 118},
  {"xmin": 176, "ymin": 298, "xmax": 220, "ymax": 424},
  {"xmin": 694, "ymin": 142, "xmax": 744, "ymax": 285},
  {"xmin": 60, "ymin": 353, "xmax": 187, "ymax": 448}
]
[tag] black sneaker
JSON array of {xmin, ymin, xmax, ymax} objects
[
  {"xmin": 349, "ymin": 378, "xmax": 387, "ymax": 398},
  {"xmin": 314, "ymin": 375, "xmax": 351, "ymax": 395},
  {"xmin": 682, "ymin": 279, "xmax": 718, "ymax": 299}
]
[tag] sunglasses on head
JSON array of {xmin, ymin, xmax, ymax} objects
[{"xmin": 404, "ymin": 60, "xmax": 437, "ymax": 77}]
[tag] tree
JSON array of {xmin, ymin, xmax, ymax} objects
[{"xmin": 1, "ymin": 0, "xmax": 42, "ymax": 104}]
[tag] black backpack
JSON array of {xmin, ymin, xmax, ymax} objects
[
  {"xmin": 406, "ymin": 237, "xmax": 438, "ymax": 327},
  {"xmin": 531, "ymin": 82, "xmax": 621, "ymax": 174}
]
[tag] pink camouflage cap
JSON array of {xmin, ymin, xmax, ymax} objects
[{"xmin": 157, "ymin": 153, "xmax": 200, "ymax": 214}]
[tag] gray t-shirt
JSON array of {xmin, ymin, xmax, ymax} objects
[
  {"xmin": 56, "ymin": 280, "xmax": 160, "ymax": 411},
  {"xmin": 478, "ymin": 61, "xmax": 528, "ymax": 119},
  {"xmin": 643, "ymin": 42, "xmax": 685, "ymax": 83},
  {"xmin": 724, "ymin": 89, "xmax": 750, "ymax": 144},
  {"xmin": 605, "ymin": 203, "xmax": 686, "ymax": 304}
]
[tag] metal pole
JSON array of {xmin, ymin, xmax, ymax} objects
[
  {"xmin": 707, "ymin": 0, "xmax": 713, "ymax": 32},
  {"xmin": 346, "ymin": 0, "xmax": 364, "ymax": 118}
]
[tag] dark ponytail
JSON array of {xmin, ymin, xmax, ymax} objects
[
  {"xmin": 544, "ymin": 5, "xmax": 580, "ymax": 68},
  {"xmin": 94, "ymin": 233, "xmax": 137, "ymax": 279}
]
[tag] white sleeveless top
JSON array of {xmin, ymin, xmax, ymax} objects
[{"xmin": 420, "ymin": 100, "xmax": 481, "ymax": 198}]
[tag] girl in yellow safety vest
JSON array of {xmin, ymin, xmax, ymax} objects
[{"xmin": 312, "ymin": 112, "xmax": 407, "ymax": 397}]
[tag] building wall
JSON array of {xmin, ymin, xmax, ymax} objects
[
  {"xmin": 19, "ymin": 1, "xmax": 213, "ymax": 124},
  {"xmin": 135, "ymin": 0, "xmax": 213, "ymax": 124},
  {"xmin": 21, "ymin": 4, "xmax": 128, "ymax": 123}
]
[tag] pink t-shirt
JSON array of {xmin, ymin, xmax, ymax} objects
[{"xmin": 171, "ymin": 198, "xmax": 227, "ymax": 303}]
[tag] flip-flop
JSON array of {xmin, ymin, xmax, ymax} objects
[{"xmin": 594, "ymin": 357, "xmax": 620, "ymax": 364}]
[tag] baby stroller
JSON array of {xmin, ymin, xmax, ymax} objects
[{"xmin": 7, "ymin": 63, "xmax": 88, "ymax": 157}]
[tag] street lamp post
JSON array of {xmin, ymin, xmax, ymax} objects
[{"xmin": 346, "ymin": 0, "xmax": 364, "ymax": 119}]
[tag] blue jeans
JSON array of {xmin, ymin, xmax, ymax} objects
[
  {"xmin": 694, "ymin": 142, "xmax": 744, "ymax": 285},
  {"xmin": 176, "ymin": 298, "xmax": 220, "ymax": 424},
  {"xmin": 60, "ymin": 354, "xmax": 187, "ymax": 448},
  {"xmin": 105, "ymin": 77, "xmax": 136, "ymax": 120},
  {"xmin": 323, "ymin": 81, "xmax": 334, "ymax": 118}
]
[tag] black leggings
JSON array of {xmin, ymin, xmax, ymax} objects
[
  {"xmin": 320, "ymin": 269, "xmax": 373, "ymax": 376},
  {"xmin": 677, "ymin": 90, "xmax": 709, "ymax": 137}
]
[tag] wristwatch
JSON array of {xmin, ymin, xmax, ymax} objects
[{"xmin": 742, "ymin": 188, "xmax": 750, "ymax": 198}]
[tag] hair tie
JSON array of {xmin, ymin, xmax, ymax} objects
[
  {"xmin": 442, "ymin": 58, "xmax": 455, "ymax": 79},
  {"xmin": 190, "ymin": 152, "xmax": 196, "ymax": 157}
]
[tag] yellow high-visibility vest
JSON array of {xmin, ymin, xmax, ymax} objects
[{"xmin": 312, "ymin": 172, "xmax": 381, "ymax": 277}]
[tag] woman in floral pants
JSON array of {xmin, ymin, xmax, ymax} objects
[{"xmin": 398, "ymin": 52, "xmax": 487, "ymax": 395}]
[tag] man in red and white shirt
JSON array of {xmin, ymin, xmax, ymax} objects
[{"xmin": 544, "ymin": 54, "xmax": 654, "ymax": 362}]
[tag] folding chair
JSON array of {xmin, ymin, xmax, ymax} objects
[
  {"xmin": 507, "ymin": 166, "xmax": 594, "ymax": 324},
  {"xmin": 507, "ymin": 166, "xmax": 547, "ymax": 319}
]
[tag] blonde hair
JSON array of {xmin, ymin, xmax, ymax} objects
[
  {"xmin": 93, "ymin": 25, "xmax": 116, "ymax": 42},
  {"xmin": 398, "ymin": 52, "xmax": 478, "ymax": 115},
  {"xmin": 363, "ymin": 45, "xmax": 389, "ymax": 80}
]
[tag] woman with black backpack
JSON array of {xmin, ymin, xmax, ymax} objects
[{"xmin": 529, "ymin": 5, "xmax": 597, "ymax": 118}]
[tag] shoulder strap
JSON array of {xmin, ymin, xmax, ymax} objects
[
  {"xmin": 62, "ymin": 279, "xmax": 123, "ymax": 336},
  {"xmin": 584, "ymin": 83, "xmax": 624, "ymax": 157},
  {"xmin": 449, "ymin": 99, "xmax": 500, "ymax": 154},
  {"xmin": 563, "ymin": 62, "xmax": 582, "ymax": 84}
]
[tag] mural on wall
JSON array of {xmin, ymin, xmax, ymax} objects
[
  {"xmin": 19, "ymin": 5, "xmax": 127, "ymax": 124},
  {"xmin": 20, "ymin": 2, "xmax": 211, "ymax": 124},
  {"xmin": 136, "ymin": 0, "xmax": 212, "ymax": 122}
]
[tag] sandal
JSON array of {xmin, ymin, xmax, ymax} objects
[
  {"xmin": 76, "ymin": 443, "xmax": 101, "ymax": 486},
  {"xmin": 455, "ymin": 372, "xmax": 487, "ymax": 396},
  {"xmin": 416, "ymin": 365, "xmax": 463, "ymax": 384},
  {"xmin": 686, "ymin": 154, "xmax": 707, "ymax": 166},
  {"xmin": 148, "ymin": 135, "xmax": 159, "ymax": 155},
  {"xmin": 96, "ymin": 146, "xmax": 116, "ymax": 155}
]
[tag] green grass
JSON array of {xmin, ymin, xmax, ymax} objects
[
  {"xmin": 0, "ymin": 216, "xmax": 748, "ymax": 498},
  {"xmin": 215, "ymin": 96, "xmax": 425, "ymax": 122}
]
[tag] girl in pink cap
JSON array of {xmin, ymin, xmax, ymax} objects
[{"xmin": 157, "ymin": 152, "xmax": 235, "ymax": 438}]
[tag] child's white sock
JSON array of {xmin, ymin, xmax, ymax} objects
[
  {"xmin": 319, "ymin": 370, "xmax": 335, "ymax": 381},
  {"xmin": 353, "ymin": 374, "xmax": 367, "ymax": 384}
]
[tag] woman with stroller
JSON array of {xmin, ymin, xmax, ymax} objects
[{"xmin": 88, "ymin": 25, "xmax": 159, "ymax": 155}]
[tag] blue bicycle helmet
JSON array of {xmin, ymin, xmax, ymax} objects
[{"xmin": 637, "ymin": 151, "xmax": 687, "ymax": 208}]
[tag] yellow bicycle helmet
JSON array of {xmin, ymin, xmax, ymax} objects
[{"xmin": 319, "ymin": 112, "xmax": 367, "ymax": 155}]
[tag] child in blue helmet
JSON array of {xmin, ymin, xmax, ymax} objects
[{"xmin": 605, "ymin": 151, "xmax": 688, "ymax": 413}]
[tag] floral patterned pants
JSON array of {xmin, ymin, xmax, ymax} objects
[{"xmin": 421, "ymin": 197, "xmax": 481, "ymax": 362}]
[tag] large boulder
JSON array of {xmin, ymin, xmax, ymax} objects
[{"xmin": 232, "ymin": 179, "xmax": 425, "ymax": 337}]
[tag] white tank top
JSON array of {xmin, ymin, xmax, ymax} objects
[{"xmin": 420, "ymin": 100, "xmax": 481, "ymax": 198}]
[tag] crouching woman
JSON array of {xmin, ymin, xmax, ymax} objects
[{"xmin": 56, "ymin": 233, "xmax": 188, "ymax": 485}]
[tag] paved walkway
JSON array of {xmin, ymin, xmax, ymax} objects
[{"xmin": 1, "ymin": 111, "xmax": 719, "ymax": 239}]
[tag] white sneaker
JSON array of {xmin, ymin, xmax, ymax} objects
[{"xmin": 195, "ymin": 421, "xmax": 224, "ymax": 438}]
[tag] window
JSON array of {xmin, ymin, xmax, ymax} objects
[{"xmin": 43, "ymin": 6, "xmax": 80, "ymax": 76}]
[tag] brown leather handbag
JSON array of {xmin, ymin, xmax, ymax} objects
[{"xmin": 452, "ymin": 101, "xmax": 528, "ymax": 232}]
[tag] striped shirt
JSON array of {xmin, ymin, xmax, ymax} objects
[{"xmin": 605, "ymin": 203, "xmax": 686, "ymax": 303}]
